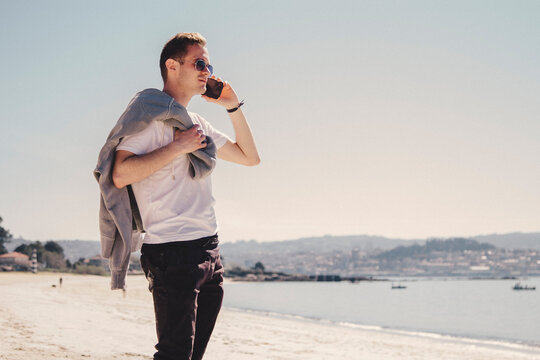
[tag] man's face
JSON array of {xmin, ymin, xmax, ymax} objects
[{"xmin": 174, "ymin": 43, "xmax": 211, "ymax": 96}]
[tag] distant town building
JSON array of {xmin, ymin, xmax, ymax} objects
[{"xmin": 0, "ymin": 252, "xmax": 32, "ymax": 271}]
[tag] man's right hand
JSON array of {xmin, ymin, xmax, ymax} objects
[{"xmin": 170, "ymin": 125, "xmax": 207, "ymax": 155}]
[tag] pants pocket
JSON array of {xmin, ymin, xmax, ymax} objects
[{"xmin": 140, "ymin": 253, "xmax": 164, "ymax": 292}]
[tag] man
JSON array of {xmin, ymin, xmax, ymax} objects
[{"xmin": 112, "ymin": 33, "xmax": 259, "ymax": 359}]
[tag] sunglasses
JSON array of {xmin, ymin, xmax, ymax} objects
[{"xmin": 193, "ymin": 59, "xmax": 213, "ymax": 75}]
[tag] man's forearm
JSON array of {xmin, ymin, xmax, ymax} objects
[
  {"xmin": 112, "ymin": 145, "xmax": 180, "ymax": 188},
  {"xmin": 228, "ymin": 108, "xmax": 260, "ymax": 165}
]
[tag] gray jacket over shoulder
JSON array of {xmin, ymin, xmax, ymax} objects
[{"xmin": 94, "ymin": 88, "xmax": 217, "ymax": 290}]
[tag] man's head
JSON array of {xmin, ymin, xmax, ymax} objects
[{"xmin": 160, "ymin": 32, "xmax": 207, "ymax": 82}]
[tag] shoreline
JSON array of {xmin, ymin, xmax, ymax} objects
[
  {"xmin": 224, "ymin": 306, "xmax": 540, "ymax": 354},
  {"xmin": 224, "ymin": 276, "xmax": 540, "ymax": 348},
  {"xmin": 1, "ymin": 272, "xmax": 540, "ymax": 359}
]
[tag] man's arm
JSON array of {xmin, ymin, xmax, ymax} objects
[
  {"xmin": 204, "ymin": 77, "xmax": 260, "ymax": 166},
  {"xmin": 217, "ymin": 108, "xmax": 260, "ymax": 166},
  {"xmin": 112, "ymin": 125, "xmax": 207, "ymax": 189}
]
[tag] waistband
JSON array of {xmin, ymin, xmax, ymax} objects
[{"xmin": 141, "ymin": 234, "xmax": 219, "ymax": 251}]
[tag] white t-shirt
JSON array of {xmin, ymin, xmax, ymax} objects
[{"xmin": 117, "ymin": 112, "xmax": 231, "ymax": 244}]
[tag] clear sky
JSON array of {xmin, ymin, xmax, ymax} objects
[{"xmin": 0, "ymin": 0, "xmax": 538, "ymax": 243}]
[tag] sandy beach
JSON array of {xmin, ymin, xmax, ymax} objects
[{"xmin": 1, "ymin": 273, "xmax": 539, "ymax": 360}]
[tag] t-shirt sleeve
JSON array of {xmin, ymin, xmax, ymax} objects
[
  {"xmin": 116, "ymin": 121, "xmax": 160, "ymax": 155},
  {"xmin": 191, "ymin": 113, "xmax": 232, "ymax": 149}
]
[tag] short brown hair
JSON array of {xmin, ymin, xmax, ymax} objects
[{"xmin": 159, "ymin": 32, "xmax": 207, "ymax": 82}]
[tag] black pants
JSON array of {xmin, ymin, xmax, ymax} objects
[{"xmin": 140, "ymin": 235, "xmax": 224, "ymax": 360}]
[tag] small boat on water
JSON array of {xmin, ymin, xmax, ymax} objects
[
  {"xmin": 391, "ymin": 282, "xmax": 407, "ymax": 289},
  {"xmin": 512, "ymin": 282, "xmax": 536, "ymax": 291}
]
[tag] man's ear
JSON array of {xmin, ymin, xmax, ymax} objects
[{"xmin": 165, "ymin": 58, "xmax": 178, "ymax": 73}]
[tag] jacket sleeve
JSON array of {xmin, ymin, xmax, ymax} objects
[{"xmin": 94, "ymin": 95, "xmax": 149, "ymax": 290}]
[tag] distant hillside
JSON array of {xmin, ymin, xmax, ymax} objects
[
  {"xmin": 220, "ymin": 235, "xmax": 421, "ymax": 267},
  {"xmin": 472, "ymin": 233, "xmax": 540, "ymax": 250},
  {"xmin": 375, "ymin": 238, "xmax": 495, "ymax": 260},
  {"xmin": 220, "ymin": 232, "xmax": 540, "ymax": 270},
  {"xmin": 5, "ymin": 237, "xmax": 31, "ymax": 251},
  {"xmin": 5, "ymin": 232, "xmax": 539, "ymax": 265},
  {"xmin": 56, "ymin": 240, "xmax": 101, "ymax": 262}
]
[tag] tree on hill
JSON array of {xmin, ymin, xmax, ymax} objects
[
  {"xmin": 43, "ymin": 251, "xmax": 67, "ymax": 269},
  {"xmin": 44, "ymin": 241, "xmax": 64, "ymax": 255},
  {"xmin": 253, "ymin": 261, "xmax": 265, "ymax": 272},
  {"xmin": 0, "ymin": 216, "xmax": 12, "ymax": 255}
]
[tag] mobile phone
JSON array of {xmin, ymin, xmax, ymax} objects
[{"xmin": 203, "ymin": 78, "xmax": 223, "ymax": 99}]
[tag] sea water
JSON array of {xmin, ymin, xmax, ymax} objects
[{"xmin": 223, "ymin": 277, "xmax": 540, "ymax": 346}]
